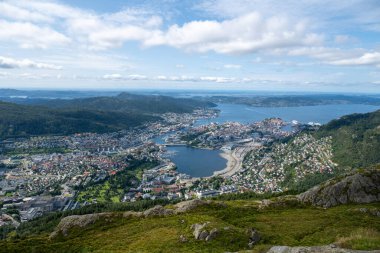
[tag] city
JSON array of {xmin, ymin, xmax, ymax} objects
[{"xmin": 0, "ymin": 107, "xmax": 330, "ymax": 227}]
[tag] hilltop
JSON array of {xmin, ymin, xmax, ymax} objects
[{"xmin": 0, "ymin": 169, "xmax": 379, "ymax": 253}]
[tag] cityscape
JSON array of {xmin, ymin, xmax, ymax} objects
[{"xmin": 0, "ymin": 0, "xmax": 379, "ymax": 252}]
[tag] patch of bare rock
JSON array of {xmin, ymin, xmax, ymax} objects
[
  {"xmin": 49, "ymin": 212, "xmax": 113, "ymax": 239},
  {"xmin": 190, "ymin": 222, "xmax": 219, "ymax": 241},
  {"xmin": 298, "ymin": 170, "xmax": 380, "ymax": 208},
  {"xmin": 266, "ymin": 245, "xmax": 380, "ymax": 253},
  {"xmin": 50, "ymin": 199, "xmax": 216, "ymax": 239}
]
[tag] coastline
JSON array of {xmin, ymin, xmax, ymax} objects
[
  {"xmin": 212, "ymin": 143, "xmax": 261, "ymax": 178},
  {"xmin": 212, "ymin": 149, "xmax": 241, "ymax": 178}
]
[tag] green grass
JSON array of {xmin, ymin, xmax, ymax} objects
[
  {"xmin": 336, "ymin": 228, "xmax": 380, "ymax": 250},
  {"xmin": 1, "ymin": 201, "xmax": 379, "ymax": 253}
]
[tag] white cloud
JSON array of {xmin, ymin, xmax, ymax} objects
[
  {"xmin": 0, "ymin": 1, "xmax": 324, "ymax": 54},
  {"xmin": 127, "ymin": 74, "xmax": 148, "ymax": 80},
  {"xmin": 102, "ymin": 74, "xmax": 147, "ymax": 80},
  {"xmin": 0, "ymin": 20, "xmax": 70, "ymax": 49},
  {"xmin": 200, "ymin": 76, "xmax": 236, "ymax": 83},
  {"xmin": 0, "ymin": 56, "xmax": 62, "ymax": 69},
  {"xmin": 224, "ymin": 64, "xmax": 241, "ymax": 69},
  {"xmin": 102, "ymin": 73, "xmax": 123, "ymax": 80},
  {"xmin": 197, "ymin": 0, "xmax": 380, "ymax": 32},
  {"xmin": 0, "ymin": 2, "xmax": 52, "ymax": 23},
  {"xmin": 145, "ymin": 12, "xmax": 322, "ymax": 54},
  {"xmin": 102, "ymin": 74, "xmax": 240, "ymax": 83},
  {"xmin": 329, "ymin": 52, "xmax": 380, "ymax": 67}
]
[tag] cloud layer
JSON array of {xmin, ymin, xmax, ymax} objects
[
  {"xmin": 0, "ymin": 56, "xmax": 62, "ymax": 70},
  {"xmin": 0, "ymin": 0, "xmax": 379, "ymax": 91}
]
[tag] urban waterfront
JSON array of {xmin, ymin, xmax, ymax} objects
[
  {"xmin": 195, "ymin": 103, "xmax": 380, "ymax": 126},
  {"xmin": 161, "ymin": 103, "xmax": 380, "ymax": 177}
]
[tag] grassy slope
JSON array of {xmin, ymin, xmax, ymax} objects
[{"xmin": 1, "ymin": 201, "xmax": 379, "ymax": 253}]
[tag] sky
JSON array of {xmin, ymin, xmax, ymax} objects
[{"xmin": 0, "ymin": 0, "xmax": 380, "ymax": 93}]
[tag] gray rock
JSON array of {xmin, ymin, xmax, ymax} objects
[
  {"xmin": 298, "ymin": 170, "xmax": 380, "ymax": 208},
  {"xmin": 247, "ymin": 228, "xmax": 260, "ymax": 248},
  {"xmin": 143, "ymin": 205, "xmax": 174, "ymax": 217},
  {"xmin": 174, "ymin": 199, "xmax": 210, "ymax": 213},
  {"xmin": 50, "ymin": 212, "xmax": 113, "ymax": 239},
  {"xmin": 191, "ymin": 223, "xmax": 208, "ymax": 239},
  {"xmin": 205, "ymin": 228, "xmax": 219, "ymax": 241},
  {"xmin": 198, "ymin": 230, "xmax": 209, "ymax": 240},
  {"xmin": 266, "ymin": 245, "xmax": 380, "ymax": 253}
]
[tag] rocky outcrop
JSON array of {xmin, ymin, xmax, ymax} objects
[
  {"xmin": 206, "ymin": 228, "xmax": 219, "ymax": 241},
  {"xmin": 298, "ymin": 170, "xmax": 380, "ymax": 208},
  {"xmin": 174, "ymin": 199, "xmax": 210, "ymax": 213},
  {"xmin": 190, "ymin": 222, "xmax": 219, "ymax": 241},
  {"xmin": 191, "ymin": 222, "xmax": 209, "ymax": 240},
  {"xmin": 49, "ymin": 213, "xmax": 113, "ymax": 239},
  {"xmin": 50, "ymin": 200, "xmax": 221, "ymax": 239},
  {"xmin": 247, "ymin": 228, "xmax": 260, "ymax": 248},
  {"xmin": 1, "ymin": 214, "xmax": 20, "ymax": 228},
  {"xmin": 266, "ymin": 245, "xmax": 380, "ymax": 253},
  {"xmin": 142, "ymin": 205, "xmax": 174, "ymax": 217}
]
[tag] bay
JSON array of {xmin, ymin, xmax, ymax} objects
[{"xmin": 160, "ymin": 103, "xmax": 380, "ymax": 177}]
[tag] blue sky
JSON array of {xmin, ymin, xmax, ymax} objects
[{"xmin": 0, "ymin": 0, "xmax": 380, "ymax": 93}]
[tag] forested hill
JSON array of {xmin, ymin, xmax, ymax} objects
[
  {"xmin": 22, "ymin": 92, "xmax": 216, "ymax": 114},
  {"xmin": 315, "ymin": 109, "xmax": 380, "ymax": 169},
  {"xmin": 0, "ymin": 93, "xmax": 215, "ymax": 139},
  {"xmin": 0, "ymin": 101, "xmax": 160, "ymax": 139}
]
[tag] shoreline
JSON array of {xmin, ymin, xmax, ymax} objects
[
  {"xmin": 182, "ymin": 148, "xmax": 241, "ymax": 181},
  {"xmin": 211, "ymin": 149, "xmax": 241, "ymax": 178},
  {"xmin": 212, "ymin": 143, "xmax": 261, "ymax": 178}
]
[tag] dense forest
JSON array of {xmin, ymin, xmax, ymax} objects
[{"xmin": 0, "ymin": 93, "xmax": 215, "ymax": 139}]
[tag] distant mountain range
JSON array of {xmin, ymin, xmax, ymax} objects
[{"xmin": 0, "ymin": 93, "xmax": 215, "ymax": 139}]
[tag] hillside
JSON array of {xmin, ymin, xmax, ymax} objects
[
  {"xmin": 0, "ymin": 101, "xmax": 160, "ymax": 139},
  {"xmin": 18, "ymin": 92, "xmax": 216, "ymax": 114},
  {"xmin": 0, "ymin": 94, "xmax": 215, "ymax": 139},
  {"xmin": 0, "ymin": 170, "xmax": 379, "ymax": 253},
  {"xmin": 314, "ymin": 109, "xmax": 380, "ymax": 169}
]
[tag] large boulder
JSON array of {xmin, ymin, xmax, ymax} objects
[
  {"xmin": 298, "ymin": 170, "xmax": 380, "ymax": 208},
  {"xmin": 190, "ymin": 222, "xmax": 219, "ymax": 241},
  {"xmin": 191, "ymin": 223, "xmax": 208, "ymax": 240}
]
